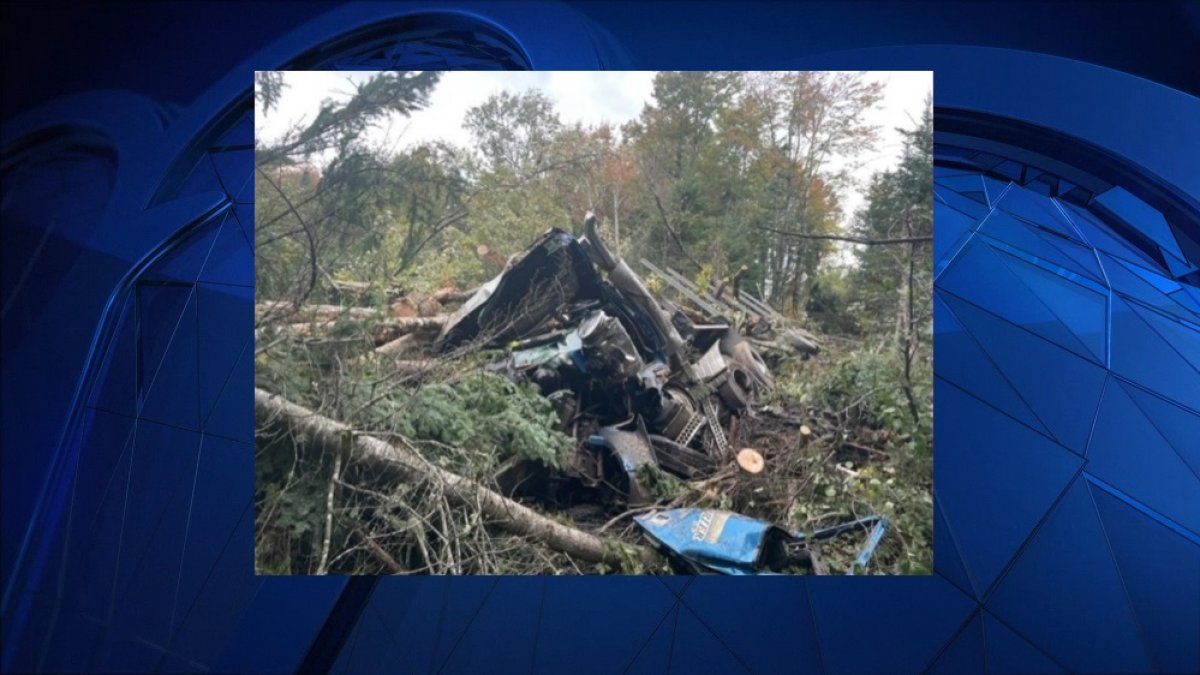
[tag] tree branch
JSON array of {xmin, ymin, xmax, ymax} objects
[
  {"xmin": 756, "ymin": 225, "xmax": 931, "ymax": 246},
  {"xmin": 255, "ymin": 387, "xmax": 660, "ymax": 569},
  {"xmin": 640, "ymin": 163, "xmax": 704, "ymax": 271}
]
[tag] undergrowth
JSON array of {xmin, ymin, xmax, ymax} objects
[
  {"xmin": 770, "ymin": 342, "xmax": 933, "ymax": 574},
  {"xmin": 255, "ymin": 331, "xmax": 932, "ymax": 576}
]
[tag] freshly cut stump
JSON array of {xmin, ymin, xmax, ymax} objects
[{"xmin": 737, "ymin": 448, "xmax": 765, "ymax": 474}]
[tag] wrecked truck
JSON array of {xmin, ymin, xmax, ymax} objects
[{"xmin": 433, "ymin": 213, "xmax": 884, "ymax": 574}]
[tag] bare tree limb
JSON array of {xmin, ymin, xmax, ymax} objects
[
  {"xmin": 756, "ymin": 225, "xmax": 931, "ymax": 246},
  {"xmin": 256, "ymin": 166, "xmax": 319, "ymax": 304},
  {"xmin": 316, "ymin": 438, "xmax": 346, "ymax": 575},
  {"xmin": 257, "ymin": 301, "xmax": 382, "ymax": 322},
  {"xmin": 349, "ymin": 523, "xmax": 405, "ymax": 573},
  {"xmin": 640, "ymin": 166, "xmax": 704, "ymax": 271}
]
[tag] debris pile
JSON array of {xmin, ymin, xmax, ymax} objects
[
  {"xmin": 416, "ymin": 213, "xmax": 885, "ymax": 574},
  {"xmin": 255, "ymin": 213, "xmax": 892, "ymax": 575}
]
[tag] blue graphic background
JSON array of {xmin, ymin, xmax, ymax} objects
[{"xmin": 2, "ymin": 2, "xmax": 1198, "ymax": 673}]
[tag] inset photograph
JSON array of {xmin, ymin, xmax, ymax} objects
[{"xmin": 253, "ymin": 70, "xmax": 933, "ymax": 575}]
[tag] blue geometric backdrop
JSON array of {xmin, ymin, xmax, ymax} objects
[{"xmin": 2, "ymin": 2, "xmax": 1198, "ymax": 673}]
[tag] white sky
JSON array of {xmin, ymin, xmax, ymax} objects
[{"xmin": 257, "ymin": 70, "xmax": 931, "ymax": 233}]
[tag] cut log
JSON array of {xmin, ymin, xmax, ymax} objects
[
  {"xmin": 331, "ymin": 279, "xmax": 404, "ymax": 299},
  {"xmin": 432, "ymin": 287, "xmax": 477, "ymax": 304},
  {"xmin": 476, "ymin": 244, "xmax": 508, "ymax": 269},
  {"xmin": 374, "ymin": 333, "xmax": 421, "ymax": 357},
  {"xmin": 287, "ymin": 321, "xmax": 335, "ymax": 338},
  {"xmin": 389, "ymin": 297, "xmax": 420, "ymax": 318},
  {"xmin": 255, "ymin": 388, "xmax": 659, "ymax": 568},
  {"xmin": 257, "ymin": 314, "xmax": 447, "ymax": 347},
  {"xmin": 255, "ymin": 320, "xmax": 336, "ymax": 342},
  {"xmin": 389, "ymin": 295, "xmax": 442, "ymax": 319},
  {"xmin": 257, "ymin": 300, "xmax": 381, "ymax": 322},
  {"xmin": 417, "ymin": 297, "xmax": 441, "ymax": 317},
  {"xmin": 386, "ymin": 359, "xmax": 439, "ymax": 377},
  {"xmin": 371, "ymin": 316, "xmax": 449, "ymax": 345}
]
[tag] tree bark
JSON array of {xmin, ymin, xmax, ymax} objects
[
  {"xmin": 432, "ymin": 287, "xmax": 478, "ymax": 304},
  {"xmin": 371, "ymin": 316, "xmax": 449, "ymax": 346},
  {"xmin": 255, "ymin": 388, "xmax": 660, "ymax": 568},
  {"xmin": 257, "ymin": 300, "xmax": 381, "ymax": 322},
  {"xmin": 374, "ymin": 333, "xmax": 422, "ymax": 357},
  {"xmin": 257, "ymin": 316, "xmax": 447, "ymax": 347}
]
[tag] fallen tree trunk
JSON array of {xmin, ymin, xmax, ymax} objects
[
  {"xmin": 374, "ymin": 333, "xmax": 421, "ymax": 357},
  {"xmin": 257, "ymin": 315, "xmax": 446, "ymax": 345},
  {"xmin": 331, "ymin": 279, "xmax": 404, "ymax": 298},
  {"xmin": 255, "ymin": 387, "xmax": 660, "ymax": 569},
  {"xmin": 371, "ymin": 316, "xmax": 448, "ymax": 345},
  {"xmin": 384, "ymin": 359, "xmax": 440, "ymax": 377},
  {"xmin": 388, "ymin": 295, "xmax": 439, "ymax": 319},
  {"xmin": 259, "ymin": 295, "xmax": 447, "ymax": 324},
  {"xmin": 476, "ymin": 244, "xmax": 509, "ymax": 270},
  {"xmin": 257, "ymin": 300, "xmax": 381, "ymax": 322},
  {"xmin": 432, "ymin": 287, "xmax": 478, "ymax": 304}
]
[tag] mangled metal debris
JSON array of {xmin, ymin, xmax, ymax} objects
[
  {"xmin": 639, "ymin": 257, "xmax": 821, "ymax": 358},
  {"xmin": 435, "ymin": 212, "xmax": 886, "ymax": 574},
  {"xmin": 436, "ymin": 214, "xmax": 760, "ymax": 491},
  {"xmin": 634, "ymin": 509, "xmax": 890, "ymax": 575}
]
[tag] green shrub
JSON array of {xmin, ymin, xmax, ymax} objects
[{"xmin": 395, "ymin": 371, "xmax": 575, "ymax": 467}]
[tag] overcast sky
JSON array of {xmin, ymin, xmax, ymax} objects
[{"xmin": 257, "ymin": 70, "xmax": 931, "ymax": 227}]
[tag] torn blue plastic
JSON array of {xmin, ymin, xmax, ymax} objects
[
  {"xmin": 635, "ymin": 509, "xmax": 782, "ymax": 575},
  {"xmin": 634, "ymin": 508, "xmax": 890, "ymax": 575}
]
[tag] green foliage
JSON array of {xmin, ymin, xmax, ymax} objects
[
  {"xmin": 255, "ymin": 71, "xmax": 286, "ymax": 114},
  {"xmin": 794, "ymin": 453, "xmax": 933, "ymax": 575},
  {"xmin": 618, "ymin": 71, "xmax": 882, "ymax": 307},
  {"xmin": 849, "ymin": 99, "xmax": 933, "ymax": 334},
  {"xmin": 394, "ymin": 372, "xmax": 575, "ymax": 468},
  {"xmin": 636, "ymin": 463, "xmax": 687, "ymax": 502},
  {"xmin": 256, "ymin": 71, "xmax": 896, "ymax": 317},
  {"xmin": 253, "ymin": 425, "xmax": 337, "ymax": 574},
  {"xmin": 805, "ymin": 267, "xmax": 859, "ymax": 335},
  {"xmin": 258, "ymin": 71, "xmax": 441, "ymax": 164},
  {"xmin": 785, "ymin": 346, "xmax": 931, "ymax": 455},
  {"xmin": 772, "ymin": 346, "xmax": 932, "ymax": 574},
  {"xmin": 464, "ymin": 90, "xmax": 563, "ymax": 173}
]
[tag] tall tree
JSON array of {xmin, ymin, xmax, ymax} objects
[
  {"xmin": 849, "ymin": 100, "xmax": 933, "ymax": 421},
  {"xmin": 464, "ymin": 90, "xmax": 563, "ymax": 174},
  {"xmin": 750, "ymin": 72, "xmax": 883, "ymax": 310}
]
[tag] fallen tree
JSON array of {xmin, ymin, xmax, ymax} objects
[
  {"xmin": 370, "ymin": 316, "xmax": 448, "ymax": 344},
  {"xmin": 374, "ymin": 332, "xmax": 422, "ymax": 357},
  {"xmin": 255, "ymin": 315, "xmax": 448, "ymax": 345},
  {"xmin": 257, "ymin": 300, "xmax": 382, "ymax": 322},
  {"xmin": 254, "ymin": 387, "xmax": 660, "ymax": 569},
  {"xmin": 432, "ymin": 287, "xmax": 477, "ymax": 304}
]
